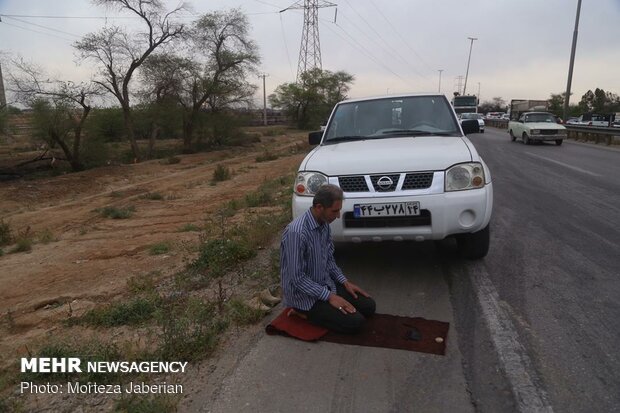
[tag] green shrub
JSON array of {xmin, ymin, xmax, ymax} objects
[
  {"xmin": 179, "ymin": 223, "xmax": 200, "ymax": 232},
  {"xmin": 0, "ymin": 220, "xmax": 12, "ymax": 246},
  {"xmin": 255, "ymin": 151, "xmax": 278, "ymax": 162},
  {"xmin": 37, "ymin": 229, "xmax": 56, "ymax": 244},
  {"xmin": 155, "ymin": 298, "xmax": 228, "ymax": 361},
  {"xmin": 244, "ymin": 190, "xmax": 274, "ymax": 207},
  {"xmin": 10, "ymin": 238, "xmax": 32, "ymax": 253},
  {"xmin": 212, "ymin": 165, "xmax": 231, "ymax": 182},
  {"xmin": 77, "ymin": 298, "xmax": 158, "ymax": 327},
  {"xmin": 149, "ymin": 242, "xmax": 171, "ymax": 255},
  {"xmin": 261, "ymin": 127, "xmax": 286, "ymax": 137},
  {"xmin": 191, "ymin": 238, "xmax": 255, "ymax": 277},
  {"xmin": 140, "ymin": 192, "xmax": 164, "ymax": 200},
  {"xmin": 97, "ymin": 205, "xmax": 136, "ymax": 219},
  {"xmin": 86, "ymin": 107, "xmax": 125, "ymax": 143},
  {"xmin": 127, "ymin": 273, "xmax": 157, "ymax": 296},
  {"xmin": 81, "ymin": 135, "xmax": 110, "ymax": 168},
  {"xmin": 226, "ymin": 299, "xmax": 265, "ymax": 325}
]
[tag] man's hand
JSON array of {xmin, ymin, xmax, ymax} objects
[
  {"xmin": 328, "ymin": 294, "xmax": 356, "ymax": 314},
  {"xmin": 343, "ymin": 280, "xmax": 371, "ymax": 299}
]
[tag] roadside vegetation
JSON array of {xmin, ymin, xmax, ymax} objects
[{"xmin": 0, "ymin": 174, "xmax": 294, "ymax": 411}]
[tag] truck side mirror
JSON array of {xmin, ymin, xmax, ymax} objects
[
  {"xmin": 461, "ymin": 119, "xmax": 480, "ymax": 134},
  {"xmin": 308, "ymin": 131, "xmax": 323, "ymax": 145}
]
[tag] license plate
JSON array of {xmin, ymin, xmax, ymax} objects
[{"xmin": 353, "ymin": 202, "xmax": 420, "ymax": 218}]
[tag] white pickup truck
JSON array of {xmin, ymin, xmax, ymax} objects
[{"xmin": 508, "ymin": 111, "xmax": 567, "ymax": 146}]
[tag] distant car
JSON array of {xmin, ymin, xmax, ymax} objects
[
  {"xmin": 486, "ymin": 112, "xmax": 506, "ymax": 119},
  {"xmin": 577, "ymin": 114, "xmax": 609, "ymax": 127},
  {"xmin": 565, "ymin": 117, "xmax": 580, "ymax": 125},
  {"xmin": 508, "ymin": 112, "xmax": 567, "ymax": 146},
  {"xmin": 460, "ymin": 113, "xmax": 485, "ymax": 133},
  {"xmin": 500, "ymin": 114, "xmax": 510, "ymax": 120}
]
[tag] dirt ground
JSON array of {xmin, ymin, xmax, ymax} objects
[{"xmin": 0, "ymin": 130, "xmax": 309, "ymax": 409}]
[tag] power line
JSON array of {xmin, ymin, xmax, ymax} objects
[
  {"xmin": 319, "ymin": 18, "xmax": 415, "ymax": 88},
  {"xmin": 367, "ymin": 0, "xmax": 435, "ymax": 74},
  {"xmin": 279, "ymin": 14, "xmax": 295, "ymax": 78},
  {"xmin": 252, "ymin": 0, "xmax": 284, "ymax": 9},
  {"xmin": 341, "ymin": 0, "xmax": 427, "ymax": 80},
  {"xmin": 0, "ymin": 13, "xmax": 137, "ymax": 20},
  {"xmin": 336, "ymin": 11, "xmax": 426, "ymax": 81},
  {"xmin": 2, "ymin": 15, "xmax": 81, "ymax": 38},
  {"xmin": 0, "ymin": 20, "xmax": 75, "ymax": 42}
]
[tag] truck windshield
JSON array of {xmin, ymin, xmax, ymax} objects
[
  {"xmin": 525, "ymin": 114, "xmax": 556, "ymax": 123},
  {"xmin": 324, "ymin": 96, "xmax": 460, "ymax": 142}
]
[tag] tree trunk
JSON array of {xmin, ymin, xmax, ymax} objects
[
  {"xmin": 71, "ymin": 106, "xmax": 91, "ymax": 171},
  {"xmin": 122, "ymin": 106, "xmax": 141, "ymax": 161},
  {"xmin": 148, "ymin": 123, "xmax": 160, "ymax": 158},
  {"xmin": 50, "ymin": 130, "xmax": 84, "ymax": 171},
  {"xmin": 182, "ymin": 111, "xmax": 195, "ymax": 153}
]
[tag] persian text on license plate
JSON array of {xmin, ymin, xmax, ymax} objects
[{"xmin": 353, "ymin": 202, "xmax": 420, "ymax": 218}]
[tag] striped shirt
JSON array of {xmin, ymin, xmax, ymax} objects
[{"xmin": 280, "ymin": 208, "xmax": 347, "ymax": 311}]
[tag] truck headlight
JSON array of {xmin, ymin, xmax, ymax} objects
[
  {"xmin": 531, "ymin": 129, "xmax": 540, "ymax": 135},
  {"xmin": 445, "ymin": 163, "xmax": 485, "ymax": 191},
  {"xmin": 294, "ymin": 172, "xmax": 328, "ymax": 196}
]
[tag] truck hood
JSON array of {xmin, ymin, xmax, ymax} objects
[{"xmin": 302, "ymin": 136, "xmax": 473, "ymax": 175}]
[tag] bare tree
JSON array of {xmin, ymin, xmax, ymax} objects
[
  {"xmin": 141, "ymin": 9, "xmax": 259, "ymax": 152},
  {"xmin": 135, "ymin": 54, "xmax": 185, "ymax": 157},
  {"xmin": 9, "ymin": 58, "xmax": 101, "ymax": 171},
  {"xmin": 74, "ymin": 0, "xmax": 185, "ymax": 161}
]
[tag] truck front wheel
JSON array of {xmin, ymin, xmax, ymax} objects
[
  {"xmin": 456, "ymin": 224, "xmax": 490, "ymax": 260},
  {"xmin": 509, "ymin": 129, "xmax": 516, "ymax": 142},
  {"xmin": 522, "ymin": 133, "xmax": 530, "ymax": 145},
  {"xmin": 555, "ymin": 139, "xmax": 563, "ymax": 146}
]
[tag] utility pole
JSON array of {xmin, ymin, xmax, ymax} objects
[
  {"xmin": 477, "ymin": 82, "xmax": 481, "ymax": 103},
  {"xmin": 259, "ymin": 73, "xmax": 269, "ymax": 126},
  {"xmin": 281, "ymin": 0, "xmax": 336, "ymax": 82},
  {"xmin": 563, "ymin": 0, "xmax": 582, "ymax": 121},
  {"xmin": 455, "ymin": 76, "xmax": 464, "ymax": 95},
  {"xmin": 463, "ymin": 36, "xmax": 477, "ymax": 95},
  {"xmin": 438, "ymin": 69, "xmax": 443, "ymax": 93},
  {"xmin": 0, "ymin": 61, "xmax": 6, "ymax": 109}
]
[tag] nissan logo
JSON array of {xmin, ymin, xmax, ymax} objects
[{"xmin": 377, "ymin": 176, "xmax": 393, "ymax": 190}]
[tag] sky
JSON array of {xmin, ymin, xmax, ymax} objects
[{"xmin": 1, "ymin": 0, "xmax": 619, "ymax": 108}]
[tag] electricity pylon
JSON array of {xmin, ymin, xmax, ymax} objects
[{"xmin": 281, "ymin": 0, "xmax": 336, "ymax": 83}]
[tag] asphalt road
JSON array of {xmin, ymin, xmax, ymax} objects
[
  {"xmin": 447, "ymin": 128, "xmax": 620, "ymax": 412},
  {"xmin": 190, "ymin": 242, "xmax": 474, "ymax": 413},
  {"xmin": 186, "ymin": 129, "xmax": 619, "ymax": 413}
]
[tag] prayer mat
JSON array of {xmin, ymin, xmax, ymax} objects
[
  {"xmin": 266, "ymin": 309, "xmax": 449, "ymax": 356},
  {"xmin": 265, "ymin": 308, "xmax": 329, "ymax": 341}
]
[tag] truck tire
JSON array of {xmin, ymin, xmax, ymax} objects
[
  {"xmin": 456, "ymin": 224, "xmax": 490, "ymax": 260},
  {"xmin": 555, "ymin": 139, "xmax": 563, "ymax": 146},
  {"xmin": 509, "ymin": 129, "xmax": 516, "ymax": 142},
  {"xmin": 522, "ymin": 133, "xmax": 530, "ymax": 145}
]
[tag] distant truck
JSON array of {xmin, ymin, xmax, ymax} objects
[
  {"xmin": 451, "ymin": 95, "xmax": 478, "ymax": 115},
  {"xmin": 508, "ymin": 99, "xmax": 549, "ymax": 120},
  {"xmin": 508, "ymin": 99, "xmax": 567, "ymax": 146}
]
